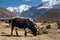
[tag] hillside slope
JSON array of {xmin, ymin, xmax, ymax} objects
[
  {"xmin": 37, "ymin": 8, "xmax": 60, "ymax": 22},
  {"xmin": 0, "ymin": 7, "xmax": 16, "ymax": 18}
]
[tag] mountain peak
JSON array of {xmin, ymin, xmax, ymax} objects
[
  {"xmin": 42, "ymin": 0, "xmax": 60, "ymax": 5},
  {"xmin": 18, "ymin": 4, "xmax": 32, "ymax": 13},
  {"xmin": 38, "ymin": 0, "xmax": 60, "ymax": 9},
  {"xmin": 6, "ymin": 4, "xmax": 32, "ymax": 13}
]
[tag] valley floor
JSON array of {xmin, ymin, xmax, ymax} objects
[{"xmin": 0, "ymin": 27, "xmax": 60, "ymax": 40}]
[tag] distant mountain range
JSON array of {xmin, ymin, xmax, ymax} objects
[
  {"xmin": 6, "ymin": 5, "xmax": 32, "ymax": 16},
  {"xmin": 6, "ymin": 4, "xmax": 49, "ymax": 19},
  {"xmin": 6, "ymin": 0, "xmax": 60, "ymax": 19}
]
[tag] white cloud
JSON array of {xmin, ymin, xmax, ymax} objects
[{"xmin": 24, "ymin": 0, "xmax": 32, "ymax": 1}]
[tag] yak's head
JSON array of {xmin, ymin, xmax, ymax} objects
[{"xmin": 28, "ymin": 21, "xmax": 37, "ymax": 36}]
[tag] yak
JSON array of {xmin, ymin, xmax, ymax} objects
[{"xmin": 9, "ymin": 18, "xmax": 37, "ymax": 36}]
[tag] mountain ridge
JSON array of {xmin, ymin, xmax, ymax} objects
[
  {"xmin": 0, "ymin": 7, "xmax": 16, "ymax": 18},
  {"xmin": 36, "ymin": 8, "xmax": 60, "ymax": 22},
  {"xmin": 6, "ymin": 0, "xmax": 60, "ymax": 19}
]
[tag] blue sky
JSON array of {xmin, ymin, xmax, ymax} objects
[{"xmin": 0, "ymin": 0, "xmax": 42, "ymax": 8}]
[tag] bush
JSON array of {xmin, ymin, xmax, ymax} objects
[{"xmin": 46, "ymin": 25, "xmax": 51, "ymax": 29}]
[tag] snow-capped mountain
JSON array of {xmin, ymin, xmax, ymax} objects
[
  {"xmin": 20, "ymin": 7, "xmax": 49, "ymax": 19},
  {"xmin": 6, "ymin": 0, "xmax": 60, "ymax": 19},
  {"xmin": 7, "ymin": 5, "xmax": 32, "ymax": 16},
  {"xmin": 38, "ymin": 0, "xmax": 60, "ymax": 9},
  {"xmin": 6, "ymin": 4, "xmax": 49, "ymax": 19}
]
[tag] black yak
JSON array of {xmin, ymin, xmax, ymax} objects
[{"xmin": 9, "ymin": 18, "xmax": 37, "ymax": 36}]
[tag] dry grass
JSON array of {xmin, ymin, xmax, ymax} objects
[{"xmin": 0, "ymin": 22, "xmax": 60, "ymax": 40}]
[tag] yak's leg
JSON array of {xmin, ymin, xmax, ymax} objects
[
  {"xmin": 24, "ymin": 29, "xmax": 27, "ymax": 36},
  {"xmin": 11, "ymin": 25, "xmax": 14, "ymax": 35},
  {"xmin": 15, "ymin": 28, "xmax": 18, "ymax": 36}
]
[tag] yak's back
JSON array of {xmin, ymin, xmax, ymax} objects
[{"xmin": 12, "ymin": 18, "xmax": 30, "ymax": 23}]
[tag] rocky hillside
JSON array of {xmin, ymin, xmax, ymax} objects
[
  {"xmin": 36, "ymin": 8, "xmax": 60, "ymax": 22},
  {"xmin": 0, "ymin": 7, "xmax": 16, "ymax": 18}
]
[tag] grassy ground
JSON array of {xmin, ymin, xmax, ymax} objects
[
  {"xmin": 0, "ymin": 27, "xmax": 60, "ymax": 40},
  {"xmin": 0, "ymin": 22, "xmax": 60, "ymax": 40}
]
